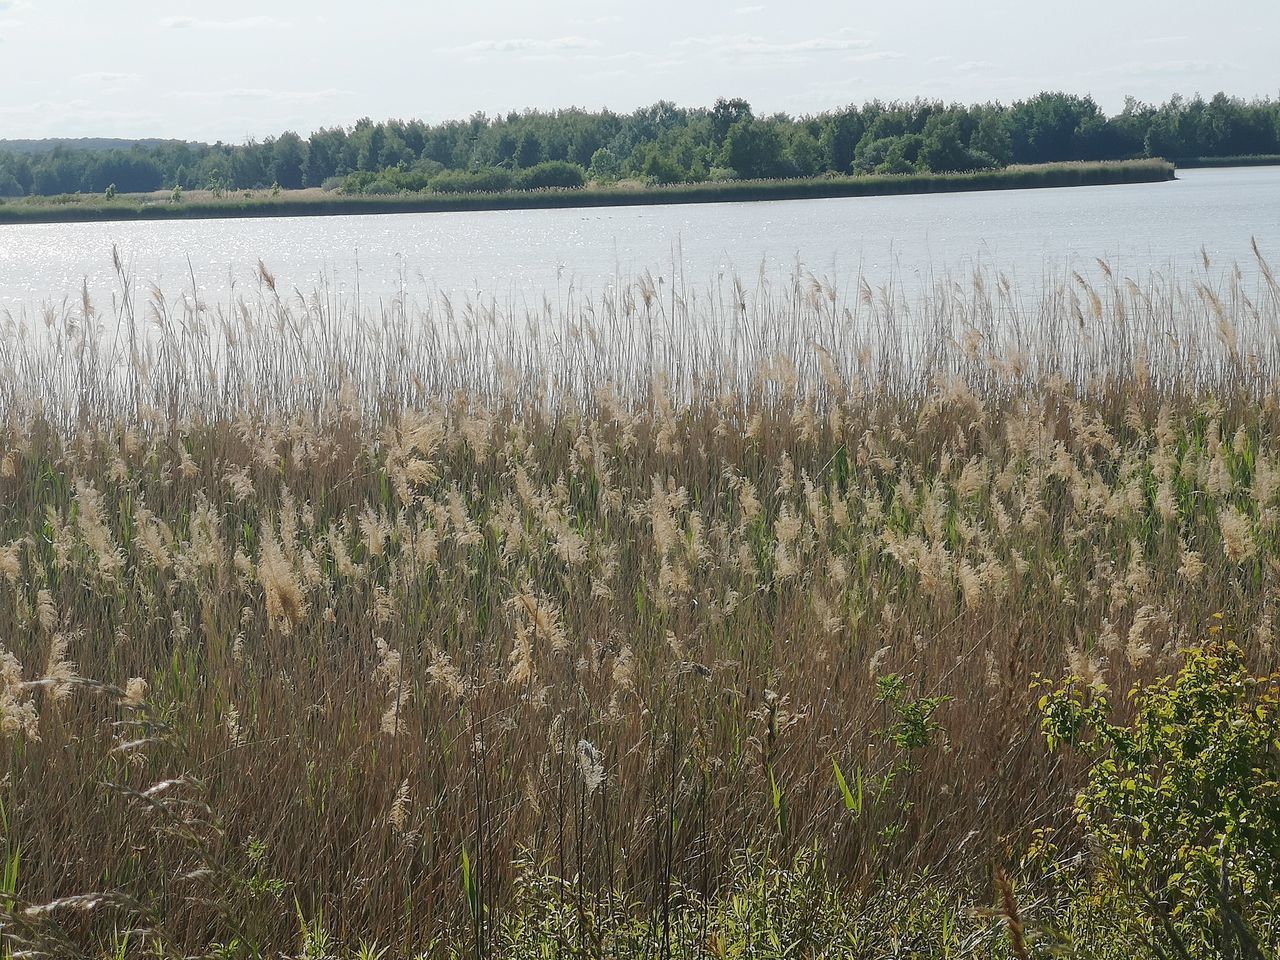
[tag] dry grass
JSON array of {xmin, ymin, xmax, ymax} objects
[{"xmin": 1, "ymin": 245, "xmax": 1279, "ymax": 956}]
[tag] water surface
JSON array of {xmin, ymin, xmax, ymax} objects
[{"xmin": 0, "ymin": 166, "xmax": 1277, "ymax": 313}]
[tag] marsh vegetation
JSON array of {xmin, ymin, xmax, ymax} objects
[{"xmin": 1, "ymin": 248, "xmax": 1279, "ymax": 956}]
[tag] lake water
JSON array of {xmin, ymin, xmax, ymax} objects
[{"xmin": 0, "ymin": 165, "xmax": 1278, "ymax": 314}]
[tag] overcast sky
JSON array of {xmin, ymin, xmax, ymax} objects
[{"xmin": 0, "ymin": 0, "xmax": 1276, "ymax": 142}]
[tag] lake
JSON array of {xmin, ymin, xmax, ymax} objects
[{"xmin": 0, "ymin": 165, "xmax": 1278, "ymax": 314}]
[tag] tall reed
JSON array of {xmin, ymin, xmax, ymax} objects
[{"xmin": 1, "ymin": 243, "xmax": 1278, "ymax": 955}]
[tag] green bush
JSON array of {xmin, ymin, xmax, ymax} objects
[
  {"xmin": 342, "ymin": 167, "xmax": 435, "ymax": 195},
  {"xmin": 515, "ymin": 160, "xmax": 585, "ymax": 190},
  {"xmin": 1038, "ymin": 637, "xmax": 1280, "ymax": 956},
  {"xmin": 428, "ymin": 167, "xmax": 515, "ymax": 194},
  {"xmin": 587, "ymin": 147, "xmax": 622, "ymax": 183}
]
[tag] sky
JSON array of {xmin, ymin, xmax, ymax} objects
[{"xmin": 0, "ymin": 0, "xmax": 1276, "ymax": 143}]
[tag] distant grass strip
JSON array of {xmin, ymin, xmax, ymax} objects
[
  {"xmin": 1174, "ymin": 154, "xmax": 1280, "ymax": 168},
  {"xmin": 0, "ymin": 159, "xmax": 1174, "ymax": 225}
]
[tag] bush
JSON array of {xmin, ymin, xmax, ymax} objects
[
  {"xmin": 640, "ymin": 150, "xmax": 686, "ymax": 184},
  {"xmin": 587, "ymin": 148, "xmax": 622, "ymax": 183},
  {"xmin": 1038, "ymin": 638, "xmax": 1280, "ymax": 956},
  {"xmin": 360, "ymin": 178, "xmax": 401, "ymax": 196},
  {"xmin": 515, "ymin": 161, "xmax": 585, "ymax": 191},
  {"xmin": 428, "ymin": 167, "xmax": 515, "ymax": 194},
  {"xmin": 342, "ymin": 168, "xmax": 435, "ymax": 195}
]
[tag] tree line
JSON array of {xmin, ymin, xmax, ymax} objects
[{"xmin": 1, "ymin": 91, "xmax": 1277, "ymax": 198}]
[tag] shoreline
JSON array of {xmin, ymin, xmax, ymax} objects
[
  {"xmin": 1173, "ymin": 154, "xmax": 1280, "ymax": 168},
  {"xmin": 0, "ymin": 160, "xmax": 1175, "ymax": 226}
]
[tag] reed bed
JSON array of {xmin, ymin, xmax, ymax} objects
[
  {"xmin": 0, "ymin": 159, "xmax": 1174, "ymax": 225},
  {"xmin": 1, "ymin": 244, "xmax": 1279, "ymax": 957}
]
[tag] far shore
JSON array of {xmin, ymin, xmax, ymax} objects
[{"xmin": 0, "ymin": 159, "xmax": 1176, "ymax": 226}]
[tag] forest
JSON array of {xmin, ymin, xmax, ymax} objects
[{"xmin": 0, "ymin": 90, "xmax": 1276, "ymax": 198}]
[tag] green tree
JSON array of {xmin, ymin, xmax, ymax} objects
[
  {"xmin": 1144, "ymin": 110, "xmax": 1186, "ymax": 159},
  {"xmin": 514, "ymin": 130, "xmax": 544, "ymax": 169},
  {"xmin": 722, "ymin": 119, "xmax": 788, "ymax": 179},
  {"xmin": 710, "ymin": 97, "xmax": 753, "ymax": 145},
  {"xmin": 819, "ymin": 109, "xmax": 865, "ymax": 173},
  {"xmin": 587, "ymin": 147, "xmax": 622, "ymax": 183},
  {"xmin": 1009, "ymin": 91, "xmax": 1103, "ymax": 163},
  {"xmin": 304, "ymin": 127, "xmax": 348, "ymax": 186},
  {"xmin": 786, "ymin": 129, "xmax": 822, "ymax": 178},
  {"xmin": 377, "ymin": 127, "xmax": 414, "ymax": 169},
  {"xmin": 919, "ymin": 115, "xmax": 976, "ymax": 172},
  {"xmin": 971, "ymin": 110, "xmax": 1012, "ymax": 166},
  {"xmin": 639, "ymin": 147, "xmax": 686, "ymax": 184},
  {"xmin": 269, "ymin": 132, "xmax": 307, "ymax": 190}
]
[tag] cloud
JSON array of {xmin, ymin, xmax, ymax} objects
[
  {"xmin": 734, "ymin": 4, "xmax": 765, "ymax": 13},
  {"xmin": 0, "ymin": 99, "xmax": 163, "ymax": 137},
  {"xmin": 167, "ymin": 87, "xmax": 353, "ymax": 106},
  {"xmin": 956, "ymin": 60, "xmax": 996, "ymax": 72},
  {"xmin": 162, "ymin": 16, "xmax": 289, "ymax": 31},
  {"xmin": 443, "ymin": 36, "xmax": 600, "ymax": 56},
  {"xmin": 670, "ymin": 32, "xmax": 870, "ymax": 56},
  {"xmin": 1138, "ymin": 35, "xmax": 1189, "ymax": 45},
  {"xmin": 74, "ymin": 71, "xmax": 141, "ymax": 84},
  {"xmin": 846, "ymin": 51, "xmax": 905, "ymax": 64},
  {"xmin": 670, "ymin": 30, "xmax": 880, "ymax": 64},
  {"xmin": 1099, "ymin": 59, "xmax": 1231, "ymax": 77}
]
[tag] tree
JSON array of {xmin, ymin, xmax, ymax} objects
[
  {"xmin": 1144, "ymin": 110, "xmax": 1186, "ymax": 159},
  {"xmin": 378, "ymin": 127, "xmax": 415, "ymax": 169},
  {"xmin": 722, "ymin": 119, "xmax": 788, "ymax": 179},
  {"xmin": 305, "ymin": 127, "xmax": 348, "ymax": 186},
  {"xmin": 352, "ymin": 120, "xmax": 385, "ymax": 172},
  {"xmin": 270, "ymin": 132, "xmax": 307, "ymax": 190},
  {"xmin": 1009, "ymin": 92, "xmax": 1103, "ymax": 163},
  {"xmin": 787, "ymin": 129, "xmax": 822, "ymax": 178},
  {"xmin": 514, "ymin": 130, "xmax": 544, "ymax": 169},
  {"xmin": 230, "ymin": 143, "xmax": 269, "ymax": 189},
  {"xmin": 710, "ymin": 97, "xmax": 753, "ymax": 145},
  {"xmin": 587, "ymin": 147, "xmax": 622, "ymax": 183},
  {"xmin": 971, "ymin": 111, "xmax": 1012, "ymax": 166},
  {"xmin": 919, "ymin": 115, "xmax": 973, "ymax": 172},
  {"xmin": 878, "ymin": 135, "xmax": 924, "ymax": 174},
  {"xmin": 639, "ymin": 147, "xmax": 686, "ymax": 184},
  {"xmin": 820, "ymin": 109, "xmax": 865, "ymax": 173}
]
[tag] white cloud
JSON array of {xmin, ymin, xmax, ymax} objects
[
  {"xmin": 443, "ymin": 36, "xmax": 600, "ymax": 56},
  {"xmin": 673, "ymin": 31, "xmax": 871, "ymax": 60},
  {"xmin": 846, "ymin": 51, "xmax": 905, "ymax": 64},
  {"xmin": 0, "ymin": 98, "xmax": 163, "ymax": 137},
  {"xmin": 1138, "ymin": 35, "xmax": 1189, "ymax": 45},
  {"xmin": 1099, "ymin": 59, "xmax": 1231, "ymax": 77},
  {"xmin": 956, "ymin": 60, "xmax": 995, "ymax": 72},
  {"xmin": 734, "ymin": 4, "xmax": 765, "ymax": 13},
  {"xmin": 74, "ymin": 71, "xmax": 141, "ymax": 84},
  {"xmin": 167, "ymin": 87, "xmax": 353, "ymax": 106},
  {"xmin": 162, "ymin": 16, "xmax": 289, "ymax": 31}
]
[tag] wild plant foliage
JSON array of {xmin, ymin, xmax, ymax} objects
[{"xmin": 1, "ymin": 246, "xmax": 1279, "ymax": 956}]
